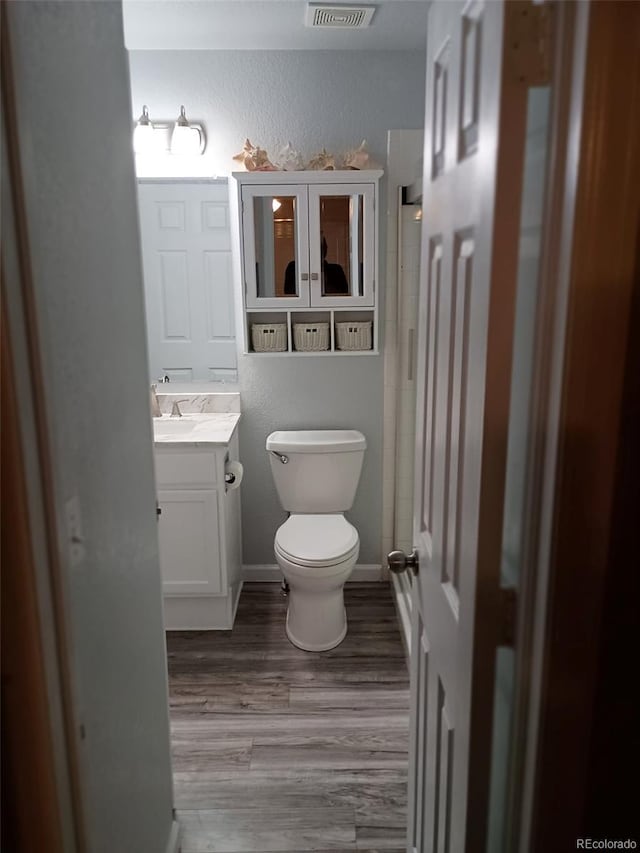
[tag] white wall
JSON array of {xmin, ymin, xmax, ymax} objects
[
  {"xmin": 128, "ymin": 49, "xmax": 426, "ymax": 565},
  {"xmin": 6, "ymin": 3, "xmax": 176, "ymax": 851}
]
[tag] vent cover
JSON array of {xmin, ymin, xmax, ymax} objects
[{"xmin": 306, "ymin": 4, "xmax": 376, "ymax": 28}]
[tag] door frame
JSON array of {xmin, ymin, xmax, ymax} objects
[
  {"xmin": 513, "ymin": 1, "xmax": 640, "ymax": 848},
  {"xmin": 1, "ymin": 11, "xmax": 85, "ymax": 849},
  {"xmin": 399, "ymin": 0, "xmax": 639, "ymax": 847}
]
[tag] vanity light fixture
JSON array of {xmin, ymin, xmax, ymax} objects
[
  {"xmin": 170, "ymin": 105, "xmax": 206, "ymax": 156},
  {"xmin": 133, "ymin": 104, "xmax": 206, "ymax": 156},
  {"xmin": 133, "ymin": 105, "xmax": 156, "ymax": 154}
]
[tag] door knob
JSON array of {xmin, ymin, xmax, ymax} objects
[{"xmin": 387, "ymin": 549, "xmax": 419, "ymax": 576}]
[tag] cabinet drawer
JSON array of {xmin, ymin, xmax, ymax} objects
[{"xmin": 154, "ymin": 449, "xmax": 218, "ymax": 488}]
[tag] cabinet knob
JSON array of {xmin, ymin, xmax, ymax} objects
[
  {"xmin": 311, "ymin": 272, "xmax": 319, "ymax": 281},
  {"xmin": 300, "ymin": 273, "xmax": 309, "ymax": 281}
]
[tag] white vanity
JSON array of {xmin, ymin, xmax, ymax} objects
[{"xmin": 153, "ymin": 393, "xmax": 243, "ymax": 630}]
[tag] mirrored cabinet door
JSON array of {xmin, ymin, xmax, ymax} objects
[
  {"xmin": 242, "ymin": 185, "xmax": 310, "ymax": 308},
  {"xmin": 308, "ymin": 184, "xmax": 375, "ymax": 307}
]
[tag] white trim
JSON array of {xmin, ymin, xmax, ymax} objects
[
  {"xmin": 232, "ymin": 169, "xmax": 384, "ymax": 186},
  {"xmin": 164, "ymin": 819, "xmax": 181, "ymax": 853},
  {"xmin": 162, "ymin": 581, "xmax": 243, "ymax": 630},
  {"xmin": 391, "ymin": 572, "xmax": 412, "ymax": 663},
  {"xmin": 381, "ymin": 130, "xmax": 424, "ymax": 580},
  {"xmin": 241, "ymin": 563, "xmax": 383, "ymax": 582},
  {"xmin": 138, "ymin": 177, "xmax": 228, "ymax": 186}
]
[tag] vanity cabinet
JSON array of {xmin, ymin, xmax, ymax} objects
[
  {"xmin": 232, "ymin": 170, "xmax": 382, "ymax": 354},
  {"xmin": 157, "ymin": 490, "xmax": 222, "ymax": 596},
  {"xmin": 154, "ymin": 431, "xmax": 242, "ymax": 629}
]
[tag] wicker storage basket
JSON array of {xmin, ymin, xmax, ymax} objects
[
  {"xmin": 335, "ymin": 320, "xmax": 373, "ymax": 351},
  {"xmin": 251, "ymin": 323, "xmax": 287, "ymax": 352},
  {"xmin": 293, "ymin": 322, "xmax": 330, "ymax": 352}
]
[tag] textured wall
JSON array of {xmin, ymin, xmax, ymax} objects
[
  {"xmin": 128, "ymin": 49, "xmax": 426, "ymax": 566},
  {"xmin": 7, "ymin": 3, "xmax": 175, "ymax": 850},
  {"xmin": 238, "ymin": 356, "xmax": 384, "ymax": 565},
  {"xmin": 128, "ymin": 49, "xmax": 427, "ymax": 177}
]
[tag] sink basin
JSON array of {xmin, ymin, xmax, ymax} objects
[
  {"xmin": 152, "ymin": 412, "xmax": 241, "ymax": 445},
  {"xmin": 153, "ymin": 417, "xmax": 199, "ymax": 438}
]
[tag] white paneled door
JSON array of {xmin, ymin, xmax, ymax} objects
[
  {"xmin": 137, "ymin": 181, "xmax": 237, "ymax": 382},
  {"xmin": 393, "ymin": 1, "xmax": 541, "ymax": 850}
]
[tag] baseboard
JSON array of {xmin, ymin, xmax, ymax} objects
[
  {"xmin": 163, "ymin": 586, "xmax": 241, "ymax": 630},
  {"xmin": 242, "ymin": 563, "xmax": 383, "ymax": 582},
  {"xmin": 391, "ymin": 571, "xmax": 412, "ymax": 662},
  {"xmin": 165, "ymin": 819, "xmax": 181, "ymax": 853}
]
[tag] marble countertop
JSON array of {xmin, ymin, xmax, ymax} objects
[{"xmin": 153, "ymin": 412, "xmax": 241, "ymax": 447}]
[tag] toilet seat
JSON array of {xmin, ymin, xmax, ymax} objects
[{"xmin": 275, "ymin": 514, "xmax": 359, "ymax": 568}]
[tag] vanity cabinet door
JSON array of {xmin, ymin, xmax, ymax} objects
[
  {"xmin": 242, "ymin": 185, "xmax": 310, "ymax": 308},
  {"xmin": 308, "ymin": 183, "xmax": 375, "ymax": 307},
  {"xmin": 157, "ymin": 489, "xmax": 223, "ymax": 596}
]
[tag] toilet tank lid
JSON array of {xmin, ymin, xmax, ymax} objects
[{"xmin": 266, "ymin": 430, "xmax": 366, "ymax": 453}]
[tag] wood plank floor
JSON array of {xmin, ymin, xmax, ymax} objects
[{"xmin": 167, "ymin": 582, "xmax": 410, "ymax": 853}]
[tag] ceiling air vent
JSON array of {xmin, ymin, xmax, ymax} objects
[{"xmin": 305, "ymin": 4, "xmax": 376, "ymax": 29}]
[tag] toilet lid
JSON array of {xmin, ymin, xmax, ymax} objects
[{"xmin": 275, "ymin": 514, "xmax": 359, "ymax": 566}]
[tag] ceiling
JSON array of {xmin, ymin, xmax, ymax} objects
[{"xmin": 123, "ymin": 0, "xmax": 429, "ymax": 51}]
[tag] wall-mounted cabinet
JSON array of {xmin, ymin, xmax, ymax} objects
[{"xmin": 231, "ymin": 170, "xmax": 382, "ymax": 354}]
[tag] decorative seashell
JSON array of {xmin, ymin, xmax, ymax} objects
[
  {"xmin": 306, "ymin": 148, "xmax": 336, "ymax": 171},
  {"xmin": 343, "ymin": 139, "xmax": 372, "ymax": 170},
  {"xmin": 276, "ymin": 142, "xmax": 304, "ymax": 171},
  {"xmin": 232, "ymin": 138, "xmax": 277, "ymax": 171}
]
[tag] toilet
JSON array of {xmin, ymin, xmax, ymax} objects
[{"xmin": 266, "ymin": 429, "xmax": 367, "ymax": 651}]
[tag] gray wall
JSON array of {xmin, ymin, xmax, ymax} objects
[
  {"xmin": 238, "ymin": 356, "xmax": 384, "ymax": 564},
  {"xmin": 128, "ymin": 49, "xmax": 427, "ymax": 177},
  {"xmin": 7, "ymin": 3, "xmax": 175, "ymax": 850},
  {"xmin": 128, "ymin": 49, "xmax": 426, "ymax": 565}
]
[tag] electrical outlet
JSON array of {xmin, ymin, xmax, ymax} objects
[{"xmin": 65, "ymin": 495, "xmax": 86, "ymax": 567}]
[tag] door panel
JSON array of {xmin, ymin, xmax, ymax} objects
[
  {"xmin": 157, "ymin": 489, "xmax": 221, "ymax": 596},
  {"xmin": 137, "ymin": 181, "xmax": 237, "ymax": 381},
  {"xmin": 407, "ymin": 1, "xmax": 531, "ymax": 849}
]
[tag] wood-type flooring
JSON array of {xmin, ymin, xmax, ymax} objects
[{"xmin": 167, "ymin": 582, "xmax": 410, "ymax": 853}]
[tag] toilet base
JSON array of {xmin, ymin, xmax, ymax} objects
[
  {"xmin": 286, "ymin": 607, "xmax": 347, "ymax": 652},
  {"xmin": 275, "ymin": 534, "xmax": 358, "ymax": 653}
]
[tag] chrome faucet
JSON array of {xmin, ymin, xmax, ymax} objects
[
  {"xmin": 150, "ymin": 383, "xmax": 162, "ymax": 418},
  {"xmin": 170, "ymin": 399, "xmax": 189, "ymax": 418}
]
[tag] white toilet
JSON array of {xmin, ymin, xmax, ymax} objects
[{"xmin": 266, "ymin": 429, "xmax": 367, "ymax": 651}]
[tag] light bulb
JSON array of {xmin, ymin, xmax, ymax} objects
[
  {"xmin": 133, "ymin": 105, "xmax": 157, "ymax": 154},
  {"xmin": 170, "ymin": 105, "xmax": 203, "ymax": 155}
]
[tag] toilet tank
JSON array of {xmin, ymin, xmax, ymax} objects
[{"xmin": 266, "ymin": 430, "xmax": 367, "ymax": 513}]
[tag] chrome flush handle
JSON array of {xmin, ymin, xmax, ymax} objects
[
  {"xmin": 387, "ymin": 549, "xmax": 420, "ymax": 576},
  {"xmin": 270, "ymin": 451, "xmax": 289, "ymax": 464}
]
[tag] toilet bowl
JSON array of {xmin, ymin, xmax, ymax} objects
[
  {"xmin": 266, "ymin": 430, "xmax": 367, "ymax": 652},
  {"xmin": 274, "ymin": 513, "xmax": 360, "ymax": 651}
]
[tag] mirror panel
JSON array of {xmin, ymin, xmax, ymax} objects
[
  {"xmin": 253, "ymin": 195, "xmax": 298, "ymax": 298},
  {"xmin": 319, "ymin": 194, "xmax": 365, "ymax": 298}
]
